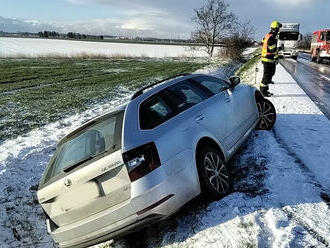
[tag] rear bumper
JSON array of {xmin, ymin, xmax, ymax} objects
[
  {"xmin": 51, "ymin": 149, "xmax": 198, "ymax": 248},
  {"xmin": 60, "ymin": 213, "xmax": 163, "ymax": 248}
]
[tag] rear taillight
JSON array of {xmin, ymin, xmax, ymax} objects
[{"xmin": 123, "ymin": 142, "xmax": 161, "ymax": 182}]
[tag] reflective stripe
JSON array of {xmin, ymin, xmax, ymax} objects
[
  {"xmin": 269, "ymin": 44, "xmax": 276, "ymax": 50},
  {"xmin": 260, "ymin": 82, "xmax": 267, "ymax": 87},
  {"xmin": 261, "ymin": 57, "xmax": 275, "ymax": 63}
]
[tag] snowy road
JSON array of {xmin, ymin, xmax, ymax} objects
[
  {"xmin": 280, "ymin": 53, "xmax": 330, "ymax": 119},
  {"xmin": 0, "ymin": 61, "xmax": 330, "ymax": 248}
]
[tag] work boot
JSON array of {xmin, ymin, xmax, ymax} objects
[{"xmin": 262, "ymin": 91, "xmax": 274, "ymax": 97}]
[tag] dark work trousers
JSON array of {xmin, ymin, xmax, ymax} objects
[{"xmin": 260, "ymin": 61, "xmax": 276, "ymax": 93}]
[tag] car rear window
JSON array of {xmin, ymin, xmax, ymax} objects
[
  {"xmin": 41, "ymin": 111, "xmax": 124, "ymax": 186},
  {"xmin": 140, "ymin": 95, "xmax": 173, "ymax": 129}
]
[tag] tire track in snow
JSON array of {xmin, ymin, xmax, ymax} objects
[
  {"xmin": 282, "ymin": 206, "xmax": 329, "ymax": 247},
  {"xmin": 272, "ymin": 128, "xmax": 330, "ymax": 203},
  {"xmin": 271, "ymin": 129, "xmax": 330, "ymax": 246}
]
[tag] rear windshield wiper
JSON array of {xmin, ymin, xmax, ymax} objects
[{"xmin": 62, "ymin": 150, "xmax": 109, "ymax": 173}]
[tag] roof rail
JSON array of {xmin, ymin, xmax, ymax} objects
[{"xmin": 131, "ymin": 73, "xmax": 190, "ymax": 100}]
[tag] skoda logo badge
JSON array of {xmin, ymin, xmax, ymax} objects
[{"xmin": 64, "ymin": 178, "xmax": 72, "ymax": 187}]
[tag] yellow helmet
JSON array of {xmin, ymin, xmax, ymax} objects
[{"xmin": 271, "ymin": 21, "xmax": 282, "ymax": 29}]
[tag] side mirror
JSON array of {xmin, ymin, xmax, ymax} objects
[{"xmin": 229, "ymin": 76, "xmax": 240, "ymax": 87}]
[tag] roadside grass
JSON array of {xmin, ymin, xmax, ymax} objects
[
  {"xmin": 236, "ymin": 48, "xmax": 261, "ymax": 85},
  {"xmin": 0, "ymin": 58, "xmax": 208, "ymax": 142}
]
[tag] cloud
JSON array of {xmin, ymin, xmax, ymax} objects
[
  {"xmin": 263, "ymin": 0, "xmax": 314, "ymax": 5},
  {"xmin": 62, "ymin": 15, "xmax": 192, "ymax": 38},
  {"xmin": 63, "ymin": 0, "xmax": 196, "ymax": 38},
  {"xmin": 0, "ymin": 16, "xmax": 58, "ymax": 33}
]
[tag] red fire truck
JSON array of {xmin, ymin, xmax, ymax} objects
[{"xmin": 310, "ymin": 29, "xmax": 330, "ymax": 63}]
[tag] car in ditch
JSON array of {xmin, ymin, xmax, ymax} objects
[{"xmin": 37, "ymin": 73, "xmax": 276, "ymax": 248}]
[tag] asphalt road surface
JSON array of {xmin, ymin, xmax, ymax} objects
[{"xmin": 280, "ymin": 53, "xmax": 330, "ymax": 120}]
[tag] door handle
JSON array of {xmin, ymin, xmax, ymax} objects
[
  {"xmin": 222, "ymin": 91, "xmax": 230, "ymax": 103},
  {"xmin": 195, "ymin": 114, "xmax": 204, "ymax": 121}
]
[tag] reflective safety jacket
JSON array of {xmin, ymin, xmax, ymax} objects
[{"xmin": 261, "ymin": 32, "xmax": 278, "ymax": 63}]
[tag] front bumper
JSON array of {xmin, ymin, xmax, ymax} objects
[
  {"xmin": 320, "ymin": 50, "xmax": 330, "ymax": 58},
  {"xmin": 279, "ymin": 49, "xmax": 298, "ymax": 57}
]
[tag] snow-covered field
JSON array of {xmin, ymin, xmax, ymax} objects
[
  {"xmin": 0, "ymin": 38, "xmax": 210, "ymax": 58},
  {"xmin": 0, "ymin": 57, "xmax": 329, "ymax": 248}
]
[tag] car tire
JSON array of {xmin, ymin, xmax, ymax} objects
[
  {"xmin": 197, "ymin": 146, "xmax": 230, "ymax": 200},
  {"xmin": 292, "ymin": 56, "xmax": 298, "ymax": 60},
  {"xmin": 256, "ymin": 98, "xmax": 276, "ymax": 130}
]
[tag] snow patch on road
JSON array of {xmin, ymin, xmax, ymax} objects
[{"xmin": 264, "ymin": 64, "xmax": 330, "ymax": 191}]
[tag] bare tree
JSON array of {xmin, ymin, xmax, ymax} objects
[
  {"xmin": 299, "ymin": 32, "xmax": 312, "ymax": 50},
  {"xmin": 192, "ymin": 0, "xmax": 235, "ymax": 57},
  {"xmin": 222, "ymin": 19, "xmax": 256, "ymax": 59}
]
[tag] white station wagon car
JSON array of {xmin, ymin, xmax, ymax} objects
[{"xmin": 37, "ymin": 73, "xmax": 276, "ymax": 248}]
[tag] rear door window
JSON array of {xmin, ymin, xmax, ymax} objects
[
  {"xmin": 166, "ymin": 80, "xmax": 209, "ymax": 113},
  {"xmin": 193, "ymin": 75, "xmax": 229, "ymax": 95},
  {"xmin": 140, "ymin": 94, "xmax": 173, "ymax": 129}
]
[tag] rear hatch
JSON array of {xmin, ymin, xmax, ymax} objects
[{"xmin": 38, "ymin": 110, "xmax": 131, "ymax": 227}]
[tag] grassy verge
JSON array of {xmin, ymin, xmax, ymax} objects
[
  {"xmin": 0, "ymin": 58, "xmax": 208, "ymax": 142},
  {"xmin": 236, "ymin": 48, "xmax": 261, "ymax": 86}
]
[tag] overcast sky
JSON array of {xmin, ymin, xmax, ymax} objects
[{"xmin": 1, "ymin": 0, "xmax": 329, "ymax": 39}]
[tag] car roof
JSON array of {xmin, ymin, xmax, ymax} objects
[{"xmin": 129, "ymin": 73, "xmax": 213, "ymax": 103}]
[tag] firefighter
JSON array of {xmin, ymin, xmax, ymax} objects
[{"xmin": 260, "ymin": 21, "xmax": 282, "ymax": 97}]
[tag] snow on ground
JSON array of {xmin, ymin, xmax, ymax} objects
[
  {"xmin": 241, "ymin": 47, "xmax": 258, "ymax": 56},
  {"xmin": 262, "ymin": 62, "xmax": 330, "ymax": 191},
  {"xmin": 0, "ymin": 38, "xmax": 210, "ymax": 58},
  {"xmin": 0, "ymin": 57, "xmax": 329, "ymax": 248}
]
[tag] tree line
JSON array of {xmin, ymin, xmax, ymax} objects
[{"xmin": 38, "ymin": 31, "xmax": 104, "ymax": 40}]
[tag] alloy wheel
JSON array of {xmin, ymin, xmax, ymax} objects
[
  {"xmin": 203, "ymin": 151, "xmax": 229, "ymax": 194},
  {"xmin": 257, "ymin": 100, "xmax": 275, "ymax": 129}
]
